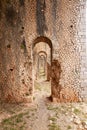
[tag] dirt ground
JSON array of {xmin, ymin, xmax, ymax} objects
[{"xmin": 0, "ymin": 78, "xmax": 87, "ymax": 130}]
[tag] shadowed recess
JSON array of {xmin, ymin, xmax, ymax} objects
[
  {"xmin": 5, "ymin": 6, "xmax": 17, "ymax": 26},
  {"xmin": 19, "ymin": 0, "xmax": 25, "ymax": 6},
  {"xmin": 0, "ymin": 0, "xmax": 2, "ymax": 8},
  {"xmin": 51, "ymin": 0, "xmax": 57, "ymax": 20},
  {"xmin": 0, "ymin": 0, "xmax": 2, "ymax": 20},
  {"xmin": 36, "ymin": 0, "xmax": 48, "ymax": 35}
]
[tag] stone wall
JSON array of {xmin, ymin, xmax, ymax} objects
[
  {"xmin": 0, "ymin": 0, "xmax": 33, "ymax": 103},
  {"xmin": 78, "ymin": 0, "xmax": 87, "ymax": 101},
  {"xmin": 52, "ymin": 0, "xmax": 86, "ymax": 102},
  {"xmin": 0, "ymin": 0, "xmax": 86, "ymax": 103},
  {"xmin": 25, "ymin": 0, "xmax": 86, "ymax": 102}
]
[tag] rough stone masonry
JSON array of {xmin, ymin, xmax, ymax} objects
[{"xmin": 0, "ymin": 0, "xmax": 86, "ymax": 103}]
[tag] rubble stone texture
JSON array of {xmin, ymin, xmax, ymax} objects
[
  {"xmin": 47, "ymin": 63, "xmax": 51, "ymax": 81},
  {"xmin": 0, "ymin": 0, "xmax": 86, "ymax": 103}
]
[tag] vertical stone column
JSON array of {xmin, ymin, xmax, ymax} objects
[
  {"xmin": 47, "ymin": 62, "xmax": 51, "ymax": 81},
  {"xmin": 51, "ymin": 60, "xmax": 62, "ymax": 102},
  {"xmin": 51, "ymin": 60, "xmax": 79, "ymax": 102}
]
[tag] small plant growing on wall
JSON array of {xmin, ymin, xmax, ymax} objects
[{"xmin": 21, "ymin": 39, "xmax": 26, "ymax": 50}]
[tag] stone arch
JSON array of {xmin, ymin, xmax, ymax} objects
[
  {"xmin": 37, "ymin": 53, "xmax": 47, "ymax": 79},
  {"xmin": 38, "ymin": 51, "xmax": 47, "ymax": 58},
  {"xmin": 32, "ymin": 36, "xmax": 52, "ymax": 96},
  {"xmin": 37, "ymin": 51, "xmax": 51, "ymax": 81},
  {"xmin": 32, "ymin": 36, "xmax": 53, "ymax": 62}
]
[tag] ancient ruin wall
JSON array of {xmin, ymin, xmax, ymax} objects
[
  {"xmin": 0, "ymin": 0, "xmax": 86, "ymax": 103},
  {"xmin": 0, "ymin": 0, "xmax": 33, "ymax": 103},
  {"xmin": 25, "ymin": 0, "xmax": 86, "ymax": 102},
  {"xmin": 57, "ymin": 0, "xmax": 86, "ymax": 102}
]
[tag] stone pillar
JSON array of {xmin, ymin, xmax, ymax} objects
[
  {"xmin": 51, "ymin": 60, "xmax": 79, "ymax": 102},
  {"xmin": 47, "ymin": 62, "xmax": 51, "ymax": 81},
  {"xmin": 51, "ymin": 60, "xmax": 62, "ymax": 102}
]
